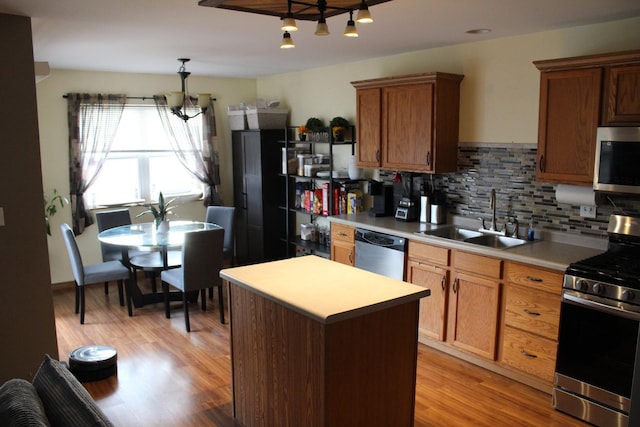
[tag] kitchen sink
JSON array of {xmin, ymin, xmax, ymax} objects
[
  {"xmin": 415, "ymin": 226, "xmax": 529, "ymax": 249},
  {"xmin": 416, "ymin": 226, "xmax": 483, "ymax": 241},
  {"xmin": 463, "ymin": 234, "xmax": 528, "ymax": 249}
]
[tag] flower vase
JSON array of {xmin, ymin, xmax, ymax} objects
[
  {"xmin": 299, "ymin": 133, "xmax": 307, "ymax": 141},
  {"xmin": 157, "ymin": 220, "xmax": 170, "ymax": 234}
]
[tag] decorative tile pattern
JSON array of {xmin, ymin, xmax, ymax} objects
[{"xmin": 383, "ymin": 144, "xmax": 640, "ymax": 237}]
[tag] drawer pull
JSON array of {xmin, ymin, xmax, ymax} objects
[
  {"xmin": 524, "ymin": 309, "xmax": 541, "ymax": 317},
  {"xmin": 338, "ymin": 232, "xmax": 347, "ymax": 237},
  {"xmin": 520, "ymin": 349, "xmax": 538, "ymax": 359},
  {"xmin": 526, "ymin": 275, "xmax": 543, "ymax": 282}
]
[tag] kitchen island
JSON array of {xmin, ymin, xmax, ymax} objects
[{"xmin": 220, "ymin": 255, "xmax": 430, "ymax": 427}]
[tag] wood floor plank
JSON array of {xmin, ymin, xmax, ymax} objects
[{"xmin": 52, "ymin": 283, "xmax": 587, "ymax": 426}]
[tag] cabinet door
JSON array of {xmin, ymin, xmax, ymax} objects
[
  {"xmin": 356, "ymin": 88, "xmax": 382, "ymax": 167},
  {"xmin": 537, "ymin": 68, "xmax": 602, "ymax": 184},
  {"xmin": 407, "ymin": 260, "xmax": 448, "ymax": 341},
  {"xmin": 382, "ymin": 83, "xmax": 434, "ymax": 172},
  {"xmin": 449, "ymin": 271, "xmax": 500, "ymax": 360},
  {"xmin": 603, "ymin": 65, "xmax": 640, "ymax": 125},
  {"xmin": 331, "ymin": 240, "xmax": 354, "ymax": 266}
]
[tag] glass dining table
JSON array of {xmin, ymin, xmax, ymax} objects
[{"xmin": 98, "ymin": 220, "xmax": 221, "ymax": 314}]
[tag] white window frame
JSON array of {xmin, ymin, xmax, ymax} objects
[{"xmin": 85, "ymin": 103, "xmax": 203, "ymax": 208}]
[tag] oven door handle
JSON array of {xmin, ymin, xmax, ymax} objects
[{"xmin": 563, "ymin": 290, "xmax": 640, "ymax": 321}]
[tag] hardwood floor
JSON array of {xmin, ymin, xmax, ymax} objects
[{"xmin": 52, "ymin": 282, "xmax": 587, "ymax": 427}]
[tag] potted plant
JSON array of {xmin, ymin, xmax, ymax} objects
[
  {"xmin": 330, "ymin": 116, "xmax": 350, "ymax": 141},
  {"xmin": 305, "ymin": 117, "xmax": 325, "ymax": 133},
  {"xmin": 44, "ymin": 189, "xmax": 69, "ymax": 236},
  {"xmin": 136, "ymin": 192, "xmax": 176, "ymax": 232}
]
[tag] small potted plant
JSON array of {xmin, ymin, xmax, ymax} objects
[
  {"xmin": 330, "ymin": 116, "xmax": 350, "ymax": 141},
  {"xmin": 136, "ymin": 192, "xmax": 177, "ymax": 232},
  {"xmin": 297, "ymin": 124, "xmax": 307, "ymax": 141},
  {"xmin": 44, "ymin": 189, "xmax": 69, "ymax": 236},
  {"xmin": 305, "ymin": 117, "xmax": 326, "ymax": 140}
]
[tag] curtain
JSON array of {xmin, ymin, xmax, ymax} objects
[
  {"xmin": 67, "ymin": 93, "xmax": 126, "ymax": 234},
  {"xmin": 153, "ymin": 95, "xmax": 222, "ymax": 206}
]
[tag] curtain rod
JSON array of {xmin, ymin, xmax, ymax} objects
[{"xmin": 62, "ymin": 94, "xmax": 217, "ymax": 101}]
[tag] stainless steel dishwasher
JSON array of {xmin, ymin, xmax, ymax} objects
[{"xmin": 354, "ymin": 228, "xmax": 407, "ymax": 280}]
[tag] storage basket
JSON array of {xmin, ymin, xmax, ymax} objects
[
  {"xmin": 246, "ymin": 107, "xmax": 288, "ymax": 129},
  {"xmin": 228, "ymin": 110, "xmax": 247, "ymax": 130}
]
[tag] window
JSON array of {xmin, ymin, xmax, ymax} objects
[{"xmin": 86, "ymin": 104, "xmax": 202, "ymax": 207}]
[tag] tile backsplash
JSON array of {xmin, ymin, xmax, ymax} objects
[{"xmin": 387, "ymin": 144, "xmax": 640, "ymax": 238}]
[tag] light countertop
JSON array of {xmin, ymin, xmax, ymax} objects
[
  {"xmin": 329, "ymin": 213, "xmax": 606, "ymax": 271},
  {"xmin": 220, "ymin": 255, "xmax": 430, "ymax": 324}
]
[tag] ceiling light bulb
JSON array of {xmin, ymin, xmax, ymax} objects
[
  {"xmin": 281, "ymin": 31, "xmax": 295, "ymax": 49},
  {"xmin": 356, "ymin": 3, "xmax": 373, "ymax": 23},
  {"xmin": 344, "ymin": 19, "xmax": 358, "ymax": 37},
  {"xmin": 315, "ymin": 18, "xmax": 330, "ymax": 36},
  {"xmin": 281, "ymin": 14, "xmax": 298, "ymax": 32}
]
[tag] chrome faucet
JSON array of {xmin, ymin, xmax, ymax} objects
[{"xmin": 480, "ymin": 188, "xmax": 505, "ymax": 235}]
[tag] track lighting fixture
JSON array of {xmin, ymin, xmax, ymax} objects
[{"xmin": 277, "ymin": 0, "xmax": 379, "ymax": 48}]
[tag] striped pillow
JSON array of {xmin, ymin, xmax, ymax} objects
[{"xmin": 32, "ymin": 355, "xmax": 113, "ymax": 427}]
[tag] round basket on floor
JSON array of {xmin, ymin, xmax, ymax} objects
[{"xmin": 69, "ymin": 345, "xmax": 117, "ymax": 382}]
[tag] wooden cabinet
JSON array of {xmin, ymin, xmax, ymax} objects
[
  {"xmin": 407, "ymin": 241, "xmax": 450, "ymax": 341},
  {"xmin": 407, "ymin": 241, "xmax": 502, "ymax": 361},
  {"xmin": 535, "ymin": 68, "xmax": 602, "ymax": 184},
  {"xmin": 449, "ymin": 251, "xmax": 502, "ymax": 360},
  {"xmin": 351, "ymin": 72, "xmax": 464, "ymax": 173},
  {"xmin": 603, "ymin": 64, "xmax": 640, "ymax": 124},
  {"xmin": 232, "ymin": 130, "xmax": 286, "ymax": 265},
  {"xmin": 330, "ymin": 223, "xmax": 355, "ymax": 266},
  {"xmin": 534, "ymin": 49, "xmax": 640, "ymax": 185},
  {"xmin": 500, "ymin": 262, "xmax": 563, "ymax": 384}
]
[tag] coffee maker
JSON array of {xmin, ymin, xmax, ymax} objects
[
  {"xmin": 368, "ymin": 180, "xmax": 393, "ymax": 217},
  {"xmin": 393, "ymin": 172, "xmax": 419, "ymax": 222}
]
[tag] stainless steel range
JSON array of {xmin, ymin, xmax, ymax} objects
[{"xmin": 554, "ymin": 214, "xmax": 640, "ymax": 427}]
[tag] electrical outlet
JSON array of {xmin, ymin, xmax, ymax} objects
[{"xmin": 580, "ymin": 205, "xmax": 596, "ymax": 218}]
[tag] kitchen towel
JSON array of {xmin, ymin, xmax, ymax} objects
[{"xmin": 555, "ymin": 184, "xmax": 598, "ymax": 206}]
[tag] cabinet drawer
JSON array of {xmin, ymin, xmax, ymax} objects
[
  {"xmin": 504, "ymin": 284, "xmax": 560, "ymax": 340},
  {"xmin": 408, "ymin": 241, "xmax": 450, "ymax": 266},
  {"xmin": 505, "ymin": 262, "xmax": 563, "ymax": 295},
  {"xmin": 331, "ymin": 223, "xmax": 354, "ymax": 244},
  {"xmin": 454, "ymin": 251, "xmax": 502, "ymax": 279},
  {"xmin": 501, "ymin": 325, "xmax": 557, "ymax": 383}
]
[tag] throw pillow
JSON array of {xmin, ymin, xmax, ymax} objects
[
  {"xmin": 32, "ymin": 354, "xmax": 113, "ymax": 427},
  {"xmin": 0, "ymin": 378, "xmax": 50, "ymax": 427}
]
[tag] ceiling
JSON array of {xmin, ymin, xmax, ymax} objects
[{"xmin": 0, "ymin": 0, "xmax": 639, "ymax": 79}]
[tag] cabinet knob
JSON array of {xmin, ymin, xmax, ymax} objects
[
  {"xmin": 452, "ymin": 278, "xmax": 458, "ymax": 293},
  {"xmin": 426, "ymin": 152, "xmax": 431, "ymax": 167},
  {"xmin": 441, "ymin": 275, "xmax": 446, "ymax": 291},
  {"xmin": 539, "ymin": 155, "xmax": 545, "ymax": 172},
  {"xmin": 376, "ymin": 150, "xmax": 380, "ymax": 162}
]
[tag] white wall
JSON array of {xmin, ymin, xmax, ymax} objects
[
  {"xmin": 39, "ymin": 16, "xmax": 640, "ymax": 284},
  {"xmin": 257, "ymin": 16, "xmax": 640, "ymax": 145},
  {"xmin": 36, "ymin": 70, "xmax": 257, "ymax": 283}
]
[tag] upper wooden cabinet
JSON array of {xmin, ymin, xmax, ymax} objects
[
  {"xmin": 534, "ymin": 49, "xmax": 640, "ymax": 185},
  {"xmin": 351, "ymin": 72, "xmax": 464, "ymax": 173}
]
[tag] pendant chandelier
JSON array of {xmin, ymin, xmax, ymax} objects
[
  {"xmin": 280, "ymin": 0, "xmax": 377, "ymax": 48},
  {"xmin": 165, "ymin": 58, "xmax": 211, "ymax": 122}
]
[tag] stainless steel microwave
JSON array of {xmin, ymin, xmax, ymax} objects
[{"xmin": 594, "ymin": 127, "xmax": 640, "ymax": 194}]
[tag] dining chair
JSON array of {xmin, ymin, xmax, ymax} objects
[
  {"xmin": 60, "ymin": 223, "xmax": 131, "ymax": 324},
  {"xmin": 205, "ymin": 206, "xmax": 236, "ymax": 267},
  {"xmin": 95, "ymin": 208, "xmax": 175, "ymax": 293},
  {"xmin": 205, "ymin": 206, "xmax": 236, "ymax": 301},
  {"xmin": 161, "ymin": 227, "xmax": 225, "ymax": 331}
]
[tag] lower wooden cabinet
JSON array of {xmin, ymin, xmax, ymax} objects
[
  {"xmin": 330, "ymin": 223, "xmax": 355, "ymax": 266},
  {"xmin": 408, "ymin": 240, "xmax": 565, "ymax": 391},
  {"xmin": 407, "ymin": 260, "xmax": 448, "ymax": 341},
  {"xmin": 500, "ymin": 262, "xmax": 563, "ymax": 384}
]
